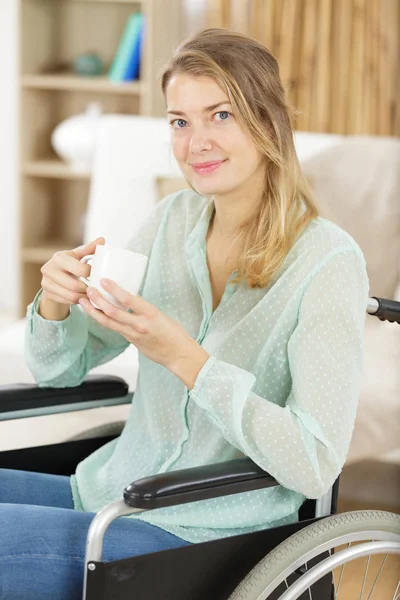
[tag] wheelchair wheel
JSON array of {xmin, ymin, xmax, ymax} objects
[{"xmin": 229, "ymin": 510, "xmax": 400, "ymax": 600}]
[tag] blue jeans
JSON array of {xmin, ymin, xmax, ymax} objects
[{"xmin": 0, "ymin": 468, "xmax": 190, "ymax": 600}]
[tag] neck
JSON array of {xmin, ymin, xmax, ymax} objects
[
  {"xmin": 211, "ymin": 189, "xmax": 262, "ymax": 239},
  {"xmin": 209, "ymin": 162, "xmax": 266, "ymax": 238}
]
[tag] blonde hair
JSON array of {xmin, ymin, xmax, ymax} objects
[{"xmin": 161, "ymin": 28, "xmax": 319, "ymax": 289}]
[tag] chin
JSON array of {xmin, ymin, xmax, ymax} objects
[
  {"xmin": 196, "ymin": 183, "xmax": 236, "ymax": 197},
  {"xmin": 187, "ymin": 177, "xmax": 232, "ymax": 197}
]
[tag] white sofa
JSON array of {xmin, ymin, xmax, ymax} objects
[
  {"xmin": 300, "ymin": 136, "xmax": 400, "ymax": 464},
  {"xmin": 0, "ymin": 118, "xmax": 399, "ymax": 467}
]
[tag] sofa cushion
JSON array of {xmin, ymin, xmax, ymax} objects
[
  {"xmin": 347, "ymin": 316, "xmax": 400, "ymax": 463},
  {"xmin": 302, "ymin": 136, "xmax": 400, "ymax": 299}
]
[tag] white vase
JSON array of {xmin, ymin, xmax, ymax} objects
[{"xmin": 51, "ymin": 102, "xmax": 103, "ymax": 172}]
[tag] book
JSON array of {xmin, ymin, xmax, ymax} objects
[
  {"xmin": 108, "ymin": 13, "xmax": 144, "ymax": 83},
  {"xmin": 122, "ymin": 13, "xmax": 144, "ymax": 81}
]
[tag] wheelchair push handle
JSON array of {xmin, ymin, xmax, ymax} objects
[{"xmin": 367, "ymin": 296, "xmax": 400, "ymax": 324}]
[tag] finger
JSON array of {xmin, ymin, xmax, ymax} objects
[
  {"xmin": 42, "ymin": 269, "xmax": 88, "ymax": 295},
  {"xmin": 86, "ymin": 287, "xmax": 133, "ymax": 326},
  {"xmin": 53, "ymin": 252, "xmax": 92, "ymax": 279},
  {"xmin": 42, "ymin": 279, "xmax": 87, "ymax": 305},
  {"xmin": 100, "ymin": 278, "xmax": 150, "ymax": 313},
  {"xmin": 79, "ymin": 297, "xmax": 129, "ymax": 335},
  {"xmin": 72, "ymin": 237, "xmax": 106, "ymax": 260}
]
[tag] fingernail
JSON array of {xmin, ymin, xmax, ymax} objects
[
  {"xmin": 101, "ymin": 278, "xmax": 111, "ymax": 288},
  {"xmin": 87, "ymin": 288, "xmax": 93, "ymax": 297}
]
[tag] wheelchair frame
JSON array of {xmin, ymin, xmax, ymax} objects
[{"xmin": 0, "ymin": 294, "xmax": 398, "ymax": 600}]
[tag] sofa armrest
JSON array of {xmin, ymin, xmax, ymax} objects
[
  {"xmin": 0, "ymin": 375, "xmax": 129, "ymax": 415},
  {"xmin": 124, "ymin": 457, "xmax": 278, "ymax": 509}
]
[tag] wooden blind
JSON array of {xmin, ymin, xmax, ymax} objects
[{"xmin": 205, "ymin": 0, "xmax": 399, "ymax": 136}]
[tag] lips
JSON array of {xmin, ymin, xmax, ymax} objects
[{"xmin": 191, "ymin": 160, "xmax": 227, "ymax": 174}]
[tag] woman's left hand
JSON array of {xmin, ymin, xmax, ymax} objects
[{"xmin": 79, "ymin": 278, "xmax": 209, "ymax": 382}]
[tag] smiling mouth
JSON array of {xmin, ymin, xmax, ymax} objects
[{"xmin": 191, "ymin": 160, "xmax": 227, "ymax": 174}]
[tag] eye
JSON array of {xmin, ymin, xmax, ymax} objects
[
  {"xmin": 169, "ymin": 118, "xmax": 188, "ymax": 129},
  {"xmin": 214, "ymin": 111, "xmax": 231, "ymax": 122}
]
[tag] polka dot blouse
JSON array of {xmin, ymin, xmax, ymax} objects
[{"xmin": 25, "ymin": 190, "xmax": 370, "ymax": 544}]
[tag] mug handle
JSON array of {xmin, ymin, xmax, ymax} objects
[{"xmin": 79, "ymin": 254, "xmax": 94, "ymax": 286}]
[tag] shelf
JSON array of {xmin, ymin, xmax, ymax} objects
[
  {"xmin": 22, "ymin": 0, "xmax": 143, "ymax": 3},
  {"xmin": 23, "ymin": 160, "xmax": 91, "ymax": 180},
  {"xmin": 67, "ymin": 0, "xmax": 143, "ymax": 4},
  {"xmin": 21, "ymin": 74, "xmax": 144, "ymax": 95},
  {"xmin": 18, "ymin": 0, "xmax": 184, "ymax": 316},
  {"xmin": 22, "ymin": 244, "xmax": 74, "ymax": 264}
]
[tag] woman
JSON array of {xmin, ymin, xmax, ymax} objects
[{"xmin": 0, "ymin": 28, "xmax": 368, "ymax": 599}]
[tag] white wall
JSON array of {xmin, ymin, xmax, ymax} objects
[
  {"xmin": 0, "ymin": 1, "xmax": 19, "ymax": 314},
  {"xmin": 182, "ymin": 0, "xmax": 206, "ymax": 34}
]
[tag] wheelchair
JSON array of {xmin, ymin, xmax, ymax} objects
[{"xmin": 0, "ymin": 296, "xmax": 399, "ymax": 599}]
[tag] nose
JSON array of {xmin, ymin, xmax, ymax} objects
[{"xmin": 188, "ymin": 125, "xmax": 212, "ymax": 155}]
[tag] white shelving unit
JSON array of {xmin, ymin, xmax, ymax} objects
[{"xmin": 19, "ymin": 0, "xmax": 183, "ymax": 314}]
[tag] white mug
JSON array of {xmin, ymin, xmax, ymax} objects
[{"xmin": 79, "ymin": 244, "xmax": 148, "ymax": 310}]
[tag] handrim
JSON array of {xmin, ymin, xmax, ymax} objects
[{"xmin": 228, "ymin": 510, "xmax": 400, "ymax": 600}]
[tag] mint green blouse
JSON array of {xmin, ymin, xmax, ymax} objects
[{"xmin": 25, "ymin": 190, "xmax": 369, "ymax": 544}]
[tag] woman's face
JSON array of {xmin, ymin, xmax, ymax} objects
[{"xmin": 166, "ymin": 74, "xmax": 265, "ymax": 199}]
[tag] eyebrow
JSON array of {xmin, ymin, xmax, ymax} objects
[{"xmin": 167, "ymin": 101, "xmax": 231, "ymax": 116}]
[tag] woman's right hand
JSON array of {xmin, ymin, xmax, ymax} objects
[{"xmin": 38, "ymin": 237, "xmax": 105, "ymax": 320}]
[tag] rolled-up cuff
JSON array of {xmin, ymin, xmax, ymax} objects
[
  {"xmin": 27, "ymin": 289, "xmax": 71, "ymax": 329},
  {"xmin": 189, "ymin": 355, "xmax": 217, "ymax": 402}
]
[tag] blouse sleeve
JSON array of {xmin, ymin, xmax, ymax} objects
[
  {"xmin": 24, "ymin": 195, "xmax": 174, "ymax": 388},
  {"xmin": 189, "ymin": 248, "xmax": 370, "ymax": 498}
]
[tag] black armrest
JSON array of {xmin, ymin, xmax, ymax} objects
[
  {"xmin": 124, "ymin": 457, "xmax": 278, "ymax": 509},
  {"xmin": 0, "ymin": 375, "xmax": 129, "ymax": 414}
]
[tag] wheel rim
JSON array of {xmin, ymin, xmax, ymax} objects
[
  {"xmin": 276, "ymin": 540, "xmax": 400, "ymax": 600},
  {"xmin": 253, "ymin": 531, "xmax": 400, "ymax": 600},
  {"xmin": 256, "ymin": 530, "xmax": 400, "ymax": 599},
  {"xmin": 228, "ymin": 511, "xmax": 400, "ymax": 600}
]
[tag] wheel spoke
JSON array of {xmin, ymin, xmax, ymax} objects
[
  {"xmin": 334, "ymin": 543, "xmax": 351, "ymax": 599},
  {"xmin": 392, "ymin": 579, "xmax": 400, "ymax": 600},
  {"xmin": 363, "ymin": 554, "xmax": 388, "ymax": 600},
  {"xmin": 304, "ymin": 562, "xmax": 313, "ymax": 600},
  {"xmin": 359, "ymin": 554, "xmax": 371, "ymax": 600}
]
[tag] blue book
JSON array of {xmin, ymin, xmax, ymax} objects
[
  {"xmin": 122, "ymin": 14, "xmax": 144, "ymax": 81},
  {"xmin": 109, "ymin": 13, "xmax": 143, "ymax": 83}
]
